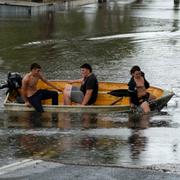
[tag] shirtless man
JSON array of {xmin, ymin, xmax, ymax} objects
[
  {"xmin": 22, "ymin": 63, "xmax": 62, "ymax": 112},
  {"xmin": 128, "ymin": 66, "xmax": 155, "ymax": 113}
]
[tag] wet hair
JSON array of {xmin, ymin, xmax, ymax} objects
[
  {"xmin": 80, "ymin": 63, "xmax": 92, "ymax": 72},
  {"xmin": 30, "ymin": 63, "xmax": 41, "ymax": 70},
  {"xmin": 130, "ymin": 65, "xmax": 141, "ymax": 75}
]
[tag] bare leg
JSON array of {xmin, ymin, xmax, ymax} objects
[
  {"xmin": 140, "ymin": 101, "xmax": 150, "ymax": 113},
  {"xmin": 63, "ymin": 84, "xmax": 72, "ymax": 105}
]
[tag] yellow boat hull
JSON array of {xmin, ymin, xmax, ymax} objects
[{"xmin": 3, "ymin": 81, "xmax": 174, "ymax": 113}]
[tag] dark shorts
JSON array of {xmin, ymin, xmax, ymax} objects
[{"xmin": 138, "ymin": 92, "xmax": 150, "ymax": 105}]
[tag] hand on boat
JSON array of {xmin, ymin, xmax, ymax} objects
[
  {"xmin": 25, "ymin": 101, "xmax": 32, "ymax": 107},
  {"xmin": 57, "ymin": 88, "xmax": 62, "ymax": 92},
  {"xmin": 67, "ymin": 80, "xmax": 73, "ymax": 84},
  {"xmin": 76, "ymin": 103, "xmax": 84, "ymax": 106}
]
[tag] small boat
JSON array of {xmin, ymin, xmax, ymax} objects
[{"xmin": 3, "ymin": 80, "xmax": 174, "ymax": 113}]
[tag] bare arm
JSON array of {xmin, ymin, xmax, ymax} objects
[
  {"xmin": 81, "ymin": 89, "xmax": 93, "ymax": 105},
  {"xmin": 40, "ymin": 75, "xmax": 62, "ymax": 92},
  {"xmin": 67, "ymin": 78, "xmax": 83, "ymax": 84}
]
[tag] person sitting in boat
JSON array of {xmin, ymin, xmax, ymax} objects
[
  {"xmin": 21, "ymin": 63, "xmax": 62, "ymax": 112},
  {"xmin": 63, "ymin": 63, "xmax": 98, "ymax": 105},
  {"xmin": 128, "ymin": 65, "xmax": 156, "ymax": 113}
]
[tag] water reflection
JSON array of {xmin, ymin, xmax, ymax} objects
[
  {"xmin": 128, "ymin": 113, "xmax": 150, "ymax": 129},
  {"xmin": 172, "ymin": 3, "xmax": 179, "ymax": 33},
  {"xmin": 174, "ymin": 0, "xmax": 180, "ymax": 9},
  {"xmin": 128, "ymin": 130, "xmax": 147, "ymax": 160},
  {"xmin": 0, "ymin": 1, "xmax": 138, "ymax": 80},
  {"xmin": 134, "ymin": 0, "xmax": 143, "ymax": 3},
  {"xmin": 127, "ymin": 113, "xmax": 148, "ymax": 161},
  {"xmin": 0, "ymin": 111, "xmax": 174, "ymax": 166}
]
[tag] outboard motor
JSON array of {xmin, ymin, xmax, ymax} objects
[
  {"xmin": 7, "ymin": 72, "xmax": 22, "ymax": 94},
  {"xmin": 0, "ymin": 72, "xmax": 24, "ymax": 103},
  {"xmin": 0, "ymin": 72, "xmax": 22, "ymax": 94}
]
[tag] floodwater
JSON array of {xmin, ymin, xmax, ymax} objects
[{"xmin": 0, "ymin": 0, "xmax": 180, "ymax": 168}]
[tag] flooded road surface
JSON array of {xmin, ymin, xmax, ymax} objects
[
  {"xmin": 0, "ymin": 0, "xmax": 180, "ymax": 169},
  {"xmin": 0, "ymin": 111, "xmax": 178, "ymax": 167}
]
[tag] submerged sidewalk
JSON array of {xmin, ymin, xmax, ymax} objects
[{"xmin": 1, "ymin": 160, "xmax": 180, "ymax": 180}]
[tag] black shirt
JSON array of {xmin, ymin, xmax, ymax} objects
[
  {"xmin": 128, "ymin": 76, "xmax": 150, "ymax": 106},
  {"xmin": 128, "ymin": 77, "xmax": 149, "ymax": 92},
  {"xmin": 80, "ymin": 73, "xmax": 98, "ymax": 105}
]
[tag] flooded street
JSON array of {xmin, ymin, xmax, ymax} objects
[{"xmin": 0, "ymin": 0, "xmax": 180, "ymax": 170}]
